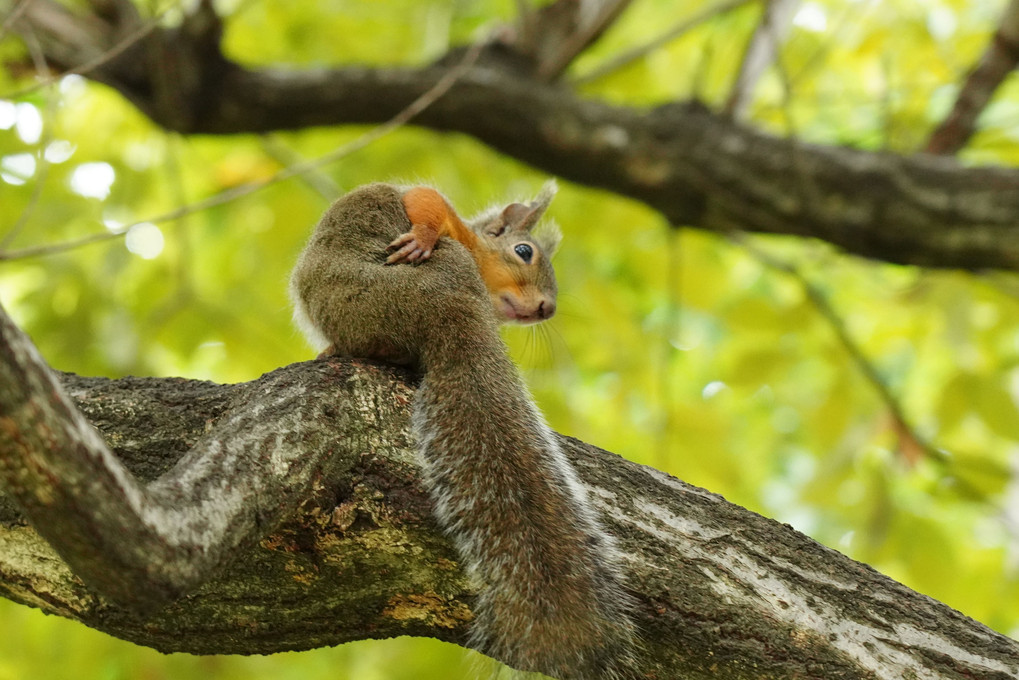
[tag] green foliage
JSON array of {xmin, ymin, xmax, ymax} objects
[{"xmin": 2, "ymin": 0, "xmax": 1019, "ymax": 677}]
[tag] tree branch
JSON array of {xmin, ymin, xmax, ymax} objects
[
  {"xmin": 724, "ymin": 0, "xmax": 800, "ymax": 119},
  {"xmin": 513, "ymin": 0, "xmax": 634, "ymax": 81},
  {"xmin": 731, "ymin": 233, "xmax": 938, "ymax": 466},
  {"xmin": 0, "ymin": 312, "xmax": 1017, "ymax": 678},
  {"xmin": 0, "ymin": 303, "xmax": 358, "ymax": 612},
  {"xmin": 9, "ymin": 0, "xmax": 1019, "ymax": 271},
  {"xmin": 0, "ymin": 38, "xmax": 486, "ymax": 262},
  {"xmin": 259, "ymin": 134, "xmax": 342, "ymax": 201},
  {"xmin": 573, "ymin": 0, "xmax": 757, "ymax": 85},
  {"xmin": 925, "ymin": 0, "xmax": 1019, "ymax": 155},
  {"xmin": 0, "ymin": 0, "xmax": 32, "ymax": 45},
  {"xmin": 4, "ymin": 0, "xmax": 171, "ymax": 100}
]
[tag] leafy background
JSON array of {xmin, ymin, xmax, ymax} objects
[{"xmin": 2, "ymin": 0, "xmax": 1019, "ymax": 677}]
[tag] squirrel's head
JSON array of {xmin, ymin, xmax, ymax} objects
[{"xmin": 470, "ymin": 181, "xmax": 561, "ymax": 325}]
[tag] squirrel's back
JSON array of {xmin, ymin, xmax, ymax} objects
[{"xmin": 290, "ymin": 182, "xmax": 636, "ymax": 678}]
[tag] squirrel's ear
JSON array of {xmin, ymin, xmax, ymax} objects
[
  {"xmin": 489, "ymin": 203, "xmax": 530, "ymax": 235},
  {"xmin": 495, "ymin": 180, "xmax": 558, "ymax": 234}
]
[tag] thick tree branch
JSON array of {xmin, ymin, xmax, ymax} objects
[
  {"xmin": 0, "ymin": 315, "xmax": 1017, "ymax": 678},
  {"xmin": 8, "ymin": 0, "xmax": 1019, "ymax": 271},
  {"xmin": 0, "ymin": 304, "xmax": 358, "ymax": 612},
  {"xmin": 0, "ymin": 39, "xmax": 486, "ymax": 263},
  {"xmin": 926, "ymin": 0, "xmax": 1019, "ymax": 155}
]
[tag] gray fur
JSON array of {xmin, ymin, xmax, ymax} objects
[{"xmin": 290, "ymin": 183, "xmax": 635, "ymax": 678}]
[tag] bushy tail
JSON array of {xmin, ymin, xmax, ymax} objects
[{"xmin": 413, "ymin": 352, "xmax": 636, "ymax": 679}]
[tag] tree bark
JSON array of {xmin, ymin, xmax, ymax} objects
[
  {"xmin": 9, "ymin": 0, "xmax": 1019, "ymax": 272},
  {"xmin": 0, "ymin": 333, "xmax": 1017, "ymax": 678}
]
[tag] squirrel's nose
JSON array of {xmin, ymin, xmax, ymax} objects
[{"xmin": 537, "ymin": 299, "xmax": 556, "ymax": 320}]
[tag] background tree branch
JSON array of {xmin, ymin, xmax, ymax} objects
[
  {"xmin": 572, "ymin": 0, "xmax": 757, "ymax": 85},
  {"xmin": 9, "ymin": 0, "xmax": 1019, "ymax": 271},
  {"xmin": 723, "ymin": 0, "xmax": 800, "ymax": 119},
  {"xmin": 512, "ymin": 0, "xmax": 634, "ymax": 81},
  {"xmin": 0, "ymin": 312, "xmax": 1017, "ymax": 679},
  {"xmin": 925, "ymin": 0, "xmax": 1019, "ymax": 155}
]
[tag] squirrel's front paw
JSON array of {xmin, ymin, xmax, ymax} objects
[{"xmin": 386, "ymin": 230, "xmax": 434, "ymax": 264}]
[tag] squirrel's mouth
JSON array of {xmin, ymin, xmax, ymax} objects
[
  {"xmin": 497, "ymin": 295, "xmax": 528, "ymax": 323},
  {"xmin": 496, "ymin": 294, "xmax": 551, "ymax": 325}
]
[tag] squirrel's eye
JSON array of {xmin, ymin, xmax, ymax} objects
[{"xmin": 513, "ymin": 243, "xmax": 534, "ymax": 263}]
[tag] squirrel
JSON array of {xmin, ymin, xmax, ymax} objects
[{"xmin": 289, "ymin": 183, "xmax": 636, "ymax": 679}]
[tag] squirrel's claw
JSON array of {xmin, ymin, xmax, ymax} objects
[{"xmin": 386, "ymin": 231, "xmax": 432, "ymax": 265}]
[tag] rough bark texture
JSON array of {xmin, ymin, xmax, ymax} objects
[
  {"xmin": 10, "ymin": 0, "xmax": 1019, "ymax": 271},
  {"xmin": 1, "ymin": 358, "xmax": 1018, "ymax": 679},
  {"xmin": 0, "ymin": 361, "xmax": 474, "ymax": 654},
  {"xmin": 0, "ymin": 305, "xmax": 363, "ymax": 613}
]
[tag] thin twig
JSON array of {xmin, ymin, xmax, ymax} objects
[
  {"xmin": 514, "ymin": 0, "xmax": 536, "ymax": 48},
  {"xmin": 572, "ymin": 0, "xmax": 757, "ymax": 86},
  {"xmin": 764, "ymin": 15, "xmax": 830, "ymax": 234},
  {"xmin": 738, "ymin": 238, "xmax": 1013, "ymax": 507},
  {"xmin": 785, "ymin": 0, "xmax": 860, "ymax": 90},
  {"xmin": 538, "ymin": 0, "xmax": 634, "ymax": 81},
  {"xmin": 2, "ymin": 1, "xmax": 177, "ymax": 100},
  {"xmin": 0, "ymin": 0, "xmax": 32, "ymax": 45},
  {"xmin": 0, "ymin": 38, "xmax": 489, "ymax": 262},
  {"xmin": 926, "ymin": 0, "xmax": 1019, "ymax": 155},
  {"xmin": 259, "ymin": 135, "xmax": 342, "ymax": 201},
  {"xmin": 766, "ymin": 11, "xmax": 800, "ymax": 139},
  {"xmin": 724, "ymin": 0, "xmax": 799, "ymax": 118},
  {"xmin": 738, "ymin": 235, "xmax": 1012, "ymax": 503},
  {"xmin": 690, "ymin": 23, "xmax": 717, "ymax": 100},
  {"xmin": 729, "ymin": 232, "xmax": 943, "ymax": 462}
]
